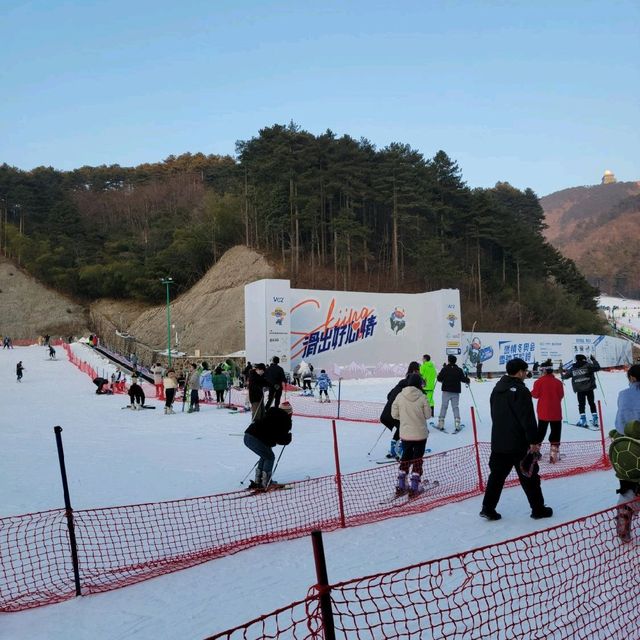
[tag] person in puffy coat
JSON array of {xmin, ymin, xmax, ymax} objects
[
  {"xmin": 531, "ymin": 360, "xmax": 564, "ymax": 463},
  {"xmin": 151, "ymin": 363, "xmax": 165, "ymax": 399},
  {"xmin": 163, "ymin": 369, "xmax": 178, "ymax": 414},
  {"xmin": 391, "ymin": 373, "xmax": 432, "ymax": 496}
]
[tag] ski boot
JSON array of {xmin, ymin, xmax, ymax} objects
[
  {"xmin": 164, "ymin": 407, "xmax": 169, "ymax": 415},
  {"xmin": 395, "ymin": 440, "xmax": 404, "ymax": 460},
  {"xmin": 616, "ymin": 506, "xmax": 632, "ymax": 542},
  {"xmin": 591, "ymin": 412, "xmax": 599, "ymax": 428},
  {"xmin": 576, "ymin": 414, "xmax": 587, "ymax": 428},
  {"xmin": 395, "ymin": 471, "xmax": 408, "ymax": 497},
  {"xmin": 434, "ymin": 418, "xmax": 445, "ymax": 432},
  {"xmin": 454, "ymin": 418, "xmax": 463, "ymax": 433},
  {"xmin": 408, "ymin": 473, "xmax": 422, "ymax": 498},
  {"xmin": 549, "ymin": 443, "xmax": 560, "ymax": 464},
  {"xmin": 249, "ymin": 468, "xmax": 264, "ymax": 490},
  {"xmin": 386, "ymin": 439, "xmax": 398, "ymax": 459}
]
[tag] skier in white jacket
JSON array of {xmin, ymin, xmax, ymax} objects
[{"xmin": 391, "ymin": 373, "xmax": 432, "ymax": 496}]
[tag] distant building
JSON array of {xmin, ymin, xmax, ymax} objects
[{"xmin": 602, "ymin": 169, "xmax": 617, "ymax": 184}]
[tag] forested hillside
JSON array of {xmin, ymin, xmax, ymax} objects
[
  {"xmin": 541, "ymin": 182, "xmax": 640, "ymax": 298},
  {"xmin": 0, "ymin": 123, "xmax": 602, "ymax": 333}
]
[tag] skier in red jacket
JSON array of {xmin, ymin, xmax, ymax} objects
[{"xmin": 531, "ymin": 359, "xmax": 564, "ymax": 463}]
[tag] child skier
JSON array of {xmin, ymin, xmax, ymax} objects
[
  {"xmin": 48, "ymin": 345, "xmax": 56, "ymax": 359},
  {"xmin": 16, "ymin": 361, "xmax": 24, "ymax": 382},
  {"xmin": 561, "ymin": 353, "xmax": 601, "ymax": 427},
  {"xmin": 315, "ymin": 369, "xmax": 333, "ymax": 402},
  {"xmin": 163, "ymin": 369, "xmax": 178, "ymax": 414}
]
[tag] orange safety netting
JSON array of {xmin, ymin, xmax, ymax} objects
[
  {"xmin": 207, "ymin": 503, "xmax": 639, "ymax": 639},
  {"xmin": 1, "ymin": 441, "xmax": 610, "ymax": 613}
]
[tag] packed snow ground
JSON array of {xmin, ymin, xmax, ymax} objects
[{"xmin": 0, "ymin": 342, "xmax": 627, "ymax": 639}]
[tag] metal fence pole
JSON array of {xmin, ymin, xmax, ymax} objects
[
  {"xmin": 54, "ymin": 426, "xmax": 82, "ymax": 597},
  {"xmin": 337, "ymin": 378, "xmax": 342, "ymax": 419},
  {"xmin": 470, "ymin": 407, "xmax": 485, "ymax": 492},
  {"xmin": 311, "ymin": 530, "xmax": 336, "ymax": 640}
]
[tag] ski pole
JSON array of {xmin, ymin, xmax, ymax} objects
[
  {"xmin": 240, "ymin": 461, "xmax": 259, "ymax": 486},
  {"xmin": 592, "ymin": 351, "xmax": 607, "ymax": 406},
  {"xmin": 367, "ymin": 426, "xmax": 387, "ymax": 456},
  {"xmin": 558, "ymin": 361, "xmax": 569, "ymax": 423},
  {"xmin": 466, "ymin": 384, "xmax": 482, "ymax": 423},
  {"xmin": 266, "ymin": 445, "xmax": 287, "ymax": 489}
]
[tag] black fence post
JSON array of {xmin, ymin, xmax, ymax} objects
[
  {"xmin": 54, "ymin": 426, "xmax": 82, "ymax": 597},
  {"xmin": 311, "ymin": 530, "xmax": 336, "ymax": 640}
]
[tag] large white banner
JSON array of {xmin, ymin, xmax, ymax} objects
[
  {"xmin": 245, "ymin": 280, "xmax": 461, "ymax": 378},
  {"xmin": 460, "ymin": 332, "xmax": 632, "ymax": 373}
]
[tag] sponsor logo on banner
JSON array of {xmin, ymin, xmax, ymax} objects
[
  {"xmin": 386, "ymin": 306, "xmax": 407, "ymax": 335},
  {"xmin": 291, "ymin": 297, "xmax": 378, "ymax": 359},
  {"xmin": 271, "ymin": 307, "xmax": 287, "ymax": 326}
]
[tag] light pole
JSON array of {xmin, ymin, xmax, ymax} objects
[{"xmin": 161, "ymin": 277, "xmax": 174, "ymax": 366}]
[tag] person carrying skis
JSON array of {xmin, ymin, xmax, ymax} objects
[
  {"xmin": 419, "ymin": 354, "xmax": 437, "ymax": 417},
  {"xmin": 380, "ymin": 361, "xmax": 421, "ymax": 459},
  {"xmin": 435, "ymin": 355, "xmax": 470, "ymax": 433},
  {"xmin": 531, "ymin": 359, "xmax": 564, "ymax": 463},
  {"xmin": 248, "ymin": 363, "xmax": 272, "ymax": 421},
  {"xmin": 128, "ymin": 375, "xmax": 146, "ymax": 409},
  {"xmin": 265, "ymin": 356, "xmax": 287, "ymax": 409},
  {"xmin": 391, "ymin": 373, "xmax": 432, "ymax": 497},
  {"xmin": 610, "ymin": 364, "xmax": 640, "ymax": 541},
  {"xmin": 244, "ymin": 401, "xmax": 293, "ymax": 489},
  {"xmin": 480, "ymin": 358, "xmax": 552, "ymax": 521},
  {"xmin": 315, "ymin": 369, "xmax": 333, "ymax": 402},
  {"xmin": 163, "ymin": 368, "xmax": 178, "ymax": 414},
  {"xmin": 16, "ymin": 361, "xmax": 25, "ymax": 382},
  {"xmin": 561, "ymin": 353, "xmax": 601, "ymax": 427}
]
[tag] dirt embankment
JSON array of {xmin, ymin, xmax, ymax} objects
[
  {"xmin": 91, "ymin": 245, "xmax": 277, "ymax": 364},
  {"xmin": 0, "ymin": 259, "xmax": 88, "ymax": 339}
]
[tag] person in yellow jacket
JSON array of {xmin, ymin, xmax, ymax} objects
[{"xmin": 419, "ymin": 354, "xmax": 437, "ymax": 418}]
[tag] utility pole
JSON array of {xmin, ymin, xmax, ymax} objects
[{"xmin": 161, "ymin": 277, "xmax": 174, "ymax": 366}]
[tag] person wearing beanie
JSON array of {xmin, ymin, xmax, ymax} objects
[
  {"xmin": 391, "ymin": 373, "xmax": 432, "ymax": 496},
  {"xmin": 435, "ymin": 354, "xmax": 470, "ymax": 432},
  {"xmin": 531, "ymin": 362, "xmax": 564, "ymax": 463},
  {"xmin": 480, "ymin": 357, "xmax": 552, "ymax": 521},
  {"xmin": 561, "ymin": 353, "xmax": 601, "ymax": 427},
  {"xmin": 244, "ymin": 404, "xmax": 293, "ymax": 489}
]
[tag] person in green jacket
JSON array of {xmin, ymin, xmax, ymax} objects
[
  {"xmin": 212, "ymin": 366, "xmax": 229, "ymax": 404},
  {"xmin": 420, "ymin": 354, "xmax": 437, "ymax": 418}
]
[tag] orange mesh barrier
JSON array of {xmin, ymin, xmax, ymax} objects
[
  {"xmin": 207, "ymin": 503, "xmax": 639, "ymax": 639},
  {"xmin": 0, "ymin": 441, "xmax": 610, "ymax": 612}
]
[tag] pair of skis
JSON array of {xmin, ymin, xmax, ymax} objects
[
  {"xmin": 223, "ymin": 484, "xmax": 293, "ymax": 501},
  {"xmin": 376, "ymin": 449, "xmax": 432, "ymax": 464},
  {"xmin": 566, "ymin": 421, "xmax": 599, "ymax": 432}
]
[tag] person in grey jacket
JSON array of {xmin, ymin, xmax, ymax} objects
[
  {"xmin": 435, "ymin": 355, "xmax": 470, "ymax": 433},
  {"xmin": 391, "ymin": 373, "xmax": 432, "ymax": 496},
  {"xmin": 187, "ymin": 363, "xmax": 201, "ymax": 413}
]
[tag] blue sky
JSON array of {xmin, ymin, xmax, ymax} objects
[{"xmin": 1, "ymin": 0, "xmax": 638, "ymax": 195}]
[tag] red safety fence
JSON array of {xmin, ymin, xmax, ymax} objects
[
  {"xmin": 62, "ymin": 342, "xmax": 386, "ymax": 421},
  {"xmin": 0, "ymin": 436, "xmax": 610, "ymax": 613},
  {"xmin": 207, "ymin": 503, "xmax": 639, "ymax": 640}
]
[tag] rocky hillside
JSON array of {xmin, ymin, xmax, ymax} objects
[
  {"xmin": 540, "ymin": 181, "xmax": 640, "ymax": 297},
  {"xmin": 90, "ymin": 245, "xmax": 276, "ymax": 363},
  {"xmin": 0, "ymin": 258, "xmax": 88, "ymax": 339}
]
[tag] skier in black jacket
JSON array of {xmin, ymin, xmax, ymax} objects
[
  {"xmin": 480, "ymin": 357, "xmax": 553, "ymax": 521},
  {"xmin": 561, "ymin": 353, "xmax": 601, "ymax": 427},
  {"xmin": 435, "ymin": 355, "xmax": 470, "ymax": 433},
  {"xmin": 264, "ymin": 356, "xmax": 287, "ymax": 409},
  {"xmin": 244, "ymin": 402, "xmax": 293, "ymax": 489},
  {"xmin": 248, "ymin": 364, "xmax": 273, "ymax": 421}
]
